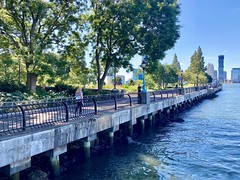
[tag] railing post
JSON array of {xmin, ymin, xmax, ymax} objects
[
  {"xmin": 160, "ymin": 92, "xmax": 163, "ymax": 100},
  {"xmin": 172, "ymin": 90, "xmax": 174, "ymax": 97},
  {"xmin": 111, "ymin": 95, "xmax": 117, "ymax": 110},
  {"xmin": 92, "ymin": 98, "xmax": 97, "ymax": 115},
  {"xmin": 127, "ymin": 94, "xmax": 132, "ymax": 106},
  {"xmin": 62, "ymin": 102, "xmax": 69, "ymax": 122},
  {"xmin": 18, "ymin": 105, "xmax": 26, "ymax": 131}
]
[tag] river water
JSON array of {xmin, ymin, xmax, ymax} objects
[{"xmin": 58, "ymin": 84, "xmax": 240, "ymax": 180}]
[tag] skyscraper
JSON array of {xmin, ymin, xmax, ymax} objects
[
  {"xmin": 218, "ymin": 55, "xmax": 224, "ymax": 82},
  {"xmin": 207, "ymin": 63, "xmax": 214, "ymax": 79},
  {"xmin": 224, "ymin": 71, "xmax": 227, "ymax": 81},
  {"xmin": 231, "ymin": 68, "xmax": 240, "ymax": 83}
]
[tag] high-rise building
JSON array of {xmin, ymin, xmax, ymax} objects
[
  {"xmin": 231, "ymin": 68, "xmax": 240, "ymax": 83},
  {"xmin": 218, "ymin": 55, "xmax": 224, "ymax": 82},
  {"xmin": 224, "ymin": 71, "xmax": 227, "ymax": 81},
  {"xmin": 207, "ymin": 63, "xmax": 214, "ymax": 79},
  {"xmin": 214, "ymin": 70, "xmax": 218, "ymax": 80}
]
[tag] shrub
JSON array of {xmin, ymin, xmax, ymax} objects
[{"xmin": 0, "ymin": 81, "xmax": 28, "ymax": 93}]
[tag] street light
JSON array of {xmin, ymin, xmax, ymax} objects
[{"xmin": 141, "ymin": 60, "xmax": 147, "ymax": 92}]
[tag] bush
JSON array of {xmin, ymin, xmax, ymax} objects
[
  {"xmin": 45, "ymin": 83, "xmax": 76, "ymax": 96},
  {"xmin": 83, "ymin": 89, "xmax": 112, "ymax": 95},
  {"xmin": 0, "ymin": 81, "xmax": 28, "ymax": 93}
]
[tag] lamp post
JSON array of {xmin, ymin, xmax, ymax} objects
[{"xmin": 141, "ymin": 60, "xmax": 147, "ymax": 92}]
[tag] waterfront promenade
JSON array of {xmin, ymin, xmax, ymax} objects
[{"xmin": 0, "ymin": 86, "xmax": 221, "ymax": 179}]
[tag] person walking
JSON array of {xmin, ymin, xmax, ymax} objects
[{"xmin": 75, "ymin": 87, "xmax": 83, "ymax": 115}]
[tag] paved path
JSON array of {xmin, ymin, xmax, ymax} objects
[{"xmin": 0, "ymin": 92, "xmax": 178, "ymax": 136}]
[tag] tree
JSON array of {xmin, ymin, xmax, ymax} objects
[
  {"xmin": 185, "ymin": 46, "xmax": 208, "ymax": 85},
  {"xmin": 172, "ymin": 53, "xmax": 181, "ymax": 71},
  {"xmin": 137, "ymin": 0, "xmax": 181, "ymax": 64},
  {"xmin": 0, "ymin": 52, "xmax": 15, "ymax": 81},
  {"xmin": 145, "ymin": 74, "xmax": 157, "ymax": 90},
  {"xmin": 112, "ymin": 76, "xmax": 122, "ymax": 86},
  {"xmin": 162, "ymin": 64, "xmax": 178, "ymax": 88},
  {"xmin": 150, "ymin": 62, "xmax": 164, "ymax": 89},
  {"xmin": 150, "ymin": 62, "xmax": 178, "ymax": 89},
  {"xmin": 37, "ymin": 52, "xmax": 69, "ymax": 85},
  {"xmin": 205, "ymin": 72, "xmax": 212, "ymax": 83},
  {"xmin": 188, "ymin": 46, "xmax": 205, "ymax": 74},
  {"xmin": 0, "ymin": 0, "xmax": 86, "ymax": 92},
  {"xmin": 87, "ymin": 0, "xmax": 138, "ymax": 92},
  {"xmin": 87, "ymin": 0, "xmax": 181, "ymax": 92}
]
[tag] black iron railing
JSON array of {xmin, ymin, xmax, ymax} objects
[{"xmin": 0, "ymin": 86, "xmax": 209, "ymax": 135}]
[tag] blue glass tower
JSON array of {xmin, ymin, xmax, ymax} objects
[{"xmin": 218, "ymin": 55, "xmax": 224, "ymax": 83}]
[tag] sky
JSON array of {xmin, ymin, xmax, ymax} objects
[{"xmin": 119, "ymin": 0, "xmax": 240, "ymax": 80}]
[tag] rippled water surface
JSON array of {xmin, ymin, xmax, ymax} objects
[{"xmin": 59, "ymin": 84, "xmax": 240, "ymax": 180}]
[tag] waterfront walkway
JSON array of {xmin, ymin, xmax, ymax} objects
[
  {"xmin": 0, "ymin": 87, "xmax": 197, "ymax": 136},
  {"xmin": 0, "ymin": 86, "xmax": 221, "ymax": 179}
]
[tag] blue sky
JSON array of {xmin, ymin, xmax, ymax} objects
[{"xmin": 121, "ymin": 0, "xmax": 240, "ymax": 80}]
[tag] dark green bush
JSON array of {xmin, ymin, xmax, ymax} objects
[
  {"xmin": 45, "ymin": 83, "xmax": 75, "ymax": 96},
  {"xmin": 0, "ymin": 81, "xmax": 28, "ymax": 93}
]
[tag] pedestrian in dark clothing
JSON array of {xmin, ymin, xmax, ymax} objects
[
  {"xmin": 138, "ymin": 85, "xmax": 142, "ymax": 103},
  {"xmin": 138, "ymin": 85, "xmax": 142, "ymax": 93}
]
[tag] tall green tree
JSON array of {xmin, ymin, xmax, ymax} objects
[
  {"xmin": 186, "ymin": 46, "xmax": 207, "ymax": 85},
  {"xmin": 137, "ymin": 0, "xmax": 181, "ymax": 65},
  {"xmin": 0, "ymin": 0, "xmax": 86, "ymax": 92},
  {"xmin": 188, "ymin": 46, "xmax": 205, "ymax": 74},
  {"xmin": 87, "ymin": 0, "xmax": 180, "ymax": 92},
  {"xmin": 150, "ymin": 62, "xmax": 178, "ymax": 89},
  {"xmin": 87, "ymin": 0, "xmax": 138, "ymax": 91},
  {"xmin": 172, "ymin": 53, "xmax": 181, "ymax": 71}
]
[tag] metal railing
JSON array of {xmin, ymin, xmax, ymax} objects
[{"xmin": 0, "ymin": 86, "xmax": 208, "ymax": 135}]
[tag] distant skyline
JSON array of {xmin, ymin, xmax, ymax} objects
[{"xmin": 121, "ymin": 0, "xmax": 240, "ymax": 80}]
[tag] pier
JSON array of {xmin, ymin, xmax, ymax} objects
[{"xmin": 0, "ymin": 86, "xmax": 221, "ymax": 179}]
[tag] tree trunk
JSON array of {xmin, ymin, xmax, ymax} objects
[
  {"xmin": 26, "ymin": 72, "xmax": 37, "ymax": 92},
  {"xmin": 98, "ymin": 79, "xmax": 104, "ymax": 92}
]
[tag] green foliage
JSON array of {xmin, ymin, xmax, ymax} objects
[
  {"xmin": 0, "ymin": 0, "xmax": 181, "ymax": 94},
  {"xmin": 122, "ymin": 84, "xmax": 138, "ymax": 93},
  {"xmin": 87, "ymin": 0, "xmax": 180, "ymax": 91},
  {"xmin": 87, "ymin": 0, "xmax": 139, "ymax": 91},
  {"xmin": 185, "ymin": 46, "xmax": 208, "ymax": 85},
  {"xmin": 0, "ymin": 86, "xmax": 69, "ymax": 102},
  {"xmin": 172, "ymin": 53, "xmax": 181, "ymax": 71},
  {"xmin": 205, "ymin": 73, "xmax": 213, "ymax": 83},
  {"xmin": 0, "ymin": 81, "xmax": 28, "ymax": 93},
  {"xmin": 188, "ymin": 46, "xmax": 205, "ymax": 74},
  {"xmin": 112, "ymin": 77, "xmax": 122, "ymax": 86},
  {"xmin": 137, "ymin": 0, "xmax": 181, "ymax": 62},
  {"xmin": 150, "ymin": 62, "xmax": 178, "ymax": 89},
  {"xmin": 0, "ymin": 0, "xmax": 87, "ymax": 92},
  {"xmin": 127, "ymin": 79, "xmax": 135, "ymax": 86},
  {"xmin": 145, "ymin": 75, "xmax": 157, "ymax": 90},
  {"xmin": 51, "ymin": 83, "xmax": 76, "ymax": 96}
]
